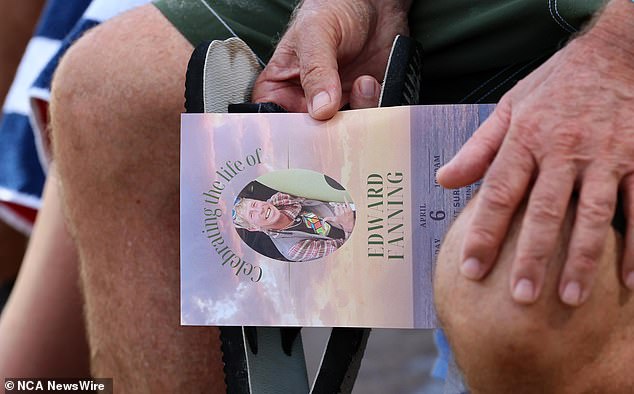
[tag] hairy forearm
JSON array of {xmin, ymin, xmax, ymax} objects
[{"xmin": 585, "ymin": 0, "xmax": 634, "ymax": 54}]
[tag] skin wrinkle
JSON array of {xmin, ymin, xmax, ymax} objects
[{"xmin": 337, "ymin": 1, "xmax": 372, "ymax": 60}]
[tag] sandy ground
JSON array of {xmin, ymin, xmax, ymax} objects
[{"xmin": 303, "ymin": 328, "xmax": 445, "ymax": 393}]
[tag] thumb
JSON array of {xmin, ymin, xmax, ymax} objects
[{"xmin": 297, "ymin": 24, "xmax": 342, "ymax": 120}]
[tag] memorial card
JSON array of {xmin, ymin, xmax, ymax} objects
[{"xmin": 180, "ymin": 104, "xmax": 494, "ymax": 328}]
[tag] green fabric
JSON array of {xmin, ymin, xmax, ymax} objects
[
  {"xmin": 408, "ymin": 0, "xmax": 604, "ymax": 103},
  {"xmin": 153, "ymin": 0, "xmax": 298, "ymax": 63},
  {"xmin": 153, "ymin": 0, "xmax": 602, "ymax": 103}
]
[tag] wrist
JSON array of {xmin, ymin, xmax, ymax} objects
[
  {"xmin": 583, "ymin": 0, "xmax": 634, "ymax": 56},
  {"xmin": 372, "ymin": 0, "xmax": 412, "ymax": 12},
  {"xmin": 373, "ymin": 0, "xmax": 412, "ymax": 20}
]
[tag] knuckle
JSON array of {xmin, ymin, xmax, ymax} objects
[
  {"xmin": 468, "ymin": 226, "xmax": 498, "ymax": 250},
  {"xmin": 482, "ymin": 182, "xmax": 516, "ymax": 211},
  {"xmin": 553, "ymin": 127, "xmax": 587, "ymax": 151},
  {"xmin": 570, "ymin": 252, "xmax": 599, "ymax": 275},
  {"xmin": 515, "ymin": 252, "xmax": 547, "ymax": 272},
  {"xmin": 529, "ymin": 196, "xmax": 562, "ymax": 223},
  {"xmin": 494, "ymin": 96, "xmax": 512, "ymax": 122},
  {"xmin": 577, "ymin": 196, "xmax": 615, "ymax": 224},
  {"xmin": 300, "ymin": 61, "xmax": 334, "ymax": 90},
  {"xmin": 511, "ymin": 117, "xmax": 541, "ymax": 143},
  {"xmin": 301, "ymin": 61, "xmax": 324, "ymax": 80},
  {"xmin": 478, "ymin": 136, "xmax": 501, "ymax": 159}
]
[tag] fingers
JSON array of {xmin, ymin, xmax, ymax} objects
[
  {"xmin": 251, "ymin": 9, "xmax": 342, "ymax": 118},
  {"xmin": 251, "ymin": 44, "xmax": 307, "ymax": 112},
  {"xmin": 343, "ymin": 195, "xmax": 353, "ymax": 211},
  {"xmin": 559, "ymin": 169, "xmax": 619, "ymax": 306},
  {"xmin": 253, "ymin": 0, "xmax": 393, "ymax": 119},
  {"xmin": 349, "ymin": 76, "xmax": 380, "ymax": 109},
  {"xmin": 333, "ymin": 203, "xmax": 351, "ymax": 216},
  {"xmin": 510, "ymin": 161, "xmax": 575, "ymax": 304},
  {"xmin": 437, "ymin": 99, "xmax": 512, "ymax": 189},
  {"xmin": 621, "ymin": 174, "xmax": 634, "ymax": 290},
  {"xmin": 460, "ymin": 136, "xmax": 535, "ymax": 281}
]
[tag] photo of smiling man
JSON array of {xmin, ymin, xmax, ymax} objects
[{"xmin": 232, "ymin": 177, "xmax": 355, "ymax": 262}]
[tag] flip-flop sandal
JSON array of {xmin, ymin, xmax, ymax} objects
[{"xmin": 184, "ymin": 35, "xmax": 435, "ymax": 394}]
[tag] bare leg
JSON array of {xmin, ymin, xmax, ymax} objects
[
  {"xmin": 50, "ymin": 5, "xmax": 224, "ymax": 392},
  {"xmin": 0, "ymin": 168, "xmax": 89, "ymax": 378},
  {"xmin": 434, "ymin": 196, "xmax": 634, "ymax": 393},
  {"xmin": 0, "ymin": 222, "xmax": 27, "ymax": 284},
  {"xmin": 0, "ymin": 0, "xmax": 45, "ymax": 285}
]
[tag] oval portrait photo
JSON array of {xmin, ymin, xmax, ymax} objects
[{"xmin": 232, "ymin": 169, "xmax": 355, "ymax": 262}]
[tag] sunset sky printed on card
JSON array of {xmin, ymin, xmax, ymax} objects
[{"xmin": 180, "ymin": 105, "xmax": 494, "ymax": 328}]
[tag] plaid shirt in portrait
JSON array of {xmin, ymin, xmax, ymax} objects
[{"xmin": 268, "ymin": 193, "xmax": 344, "ymax": 261}]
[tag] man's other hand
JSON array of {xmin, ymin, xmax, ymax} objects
[{"xmin": 437, "ymin": 0, "xmax": 634, "ymax": 307}]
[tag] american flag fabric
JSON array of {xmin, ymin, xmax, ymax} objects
[{"xmin": 0, "ymin": 0, "xmax": 150, "ymax": 234}]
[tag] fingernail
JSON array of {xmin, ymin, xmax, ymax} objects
[
  {"xmin": 360, "ymin": 78, "xmax": 375, "ymax": 98},
  {"xmin": 460, "ymin": 257, "xmax": 482, "ymax": 280},
  {"xmin": 437, "ymin": 163, "xmax": 450, "ymax": 180},
  {"xmin": 311, "ymin": 91, "xmax": 331, "ymax": 113},
  {"xmin": 626, "ymin": 272, "xmax": 634, "ymax": 290},
  {"xmin": 436, "ymin": 166, "xmax": 445, "ymax": 180},
  {"xmin": 513, "ymin": 279, "xmax": 535, "ymax": 304},
  {"xmin": 562, "ymin": 281, "xmax": 582, "ymax": 306}
]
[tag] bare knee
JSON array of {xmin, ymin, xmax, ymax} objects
[
  {"xmin": 49, "ymin": 4, "xmax": 192, "ymax": 187},
  {"xmin": 46, "ymin": 7, "xmax": 225, "ymax": 390},
  {"xmin": 48, "ymin": 4, "xmax": 195, "ymax": 248},
  {"xmin": 434, "ymin": 195, "xmax": 631, "ymax": 393}
]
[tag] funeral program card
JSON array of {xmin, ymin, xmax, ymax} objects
[{"xmin": 180, "ymin": 104, "xmax": 494, "ymax": 328}]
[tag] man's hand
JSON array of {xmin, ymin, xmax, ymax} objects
[
  {"xmin": 252, "ymin": 0, "xmax": 411, "ymax": 119},
  {"xmin": 326, "ymin": 201, "xmax": 355, "ymax": 234},
  {"xmin": 437, "ymin": 0, "xmax": 634, "ymax": 306}
]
